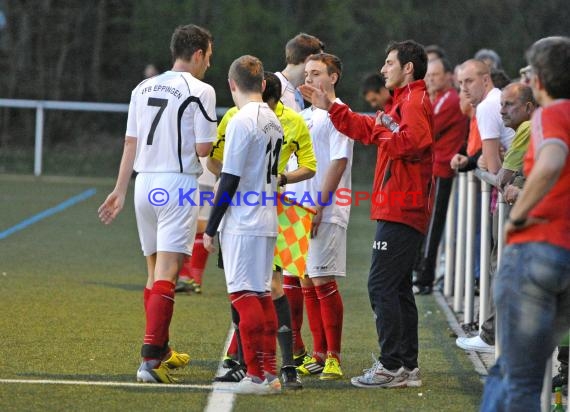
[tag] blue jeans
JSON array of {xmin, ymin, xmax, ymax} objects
[{"xmin": 480, "ymin": 242, "xmax": 570, "ymax": 412}]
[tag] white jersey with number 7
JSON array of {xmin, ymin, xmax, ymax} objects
[{"xmin": 126, "ymin": 70, "xmax": 217, "ymax": 175}]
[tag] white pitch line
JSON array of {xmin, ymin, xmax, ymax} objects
[
  {"xmin": 0, "ymin": 378, "xmax": 211, "ymax": 390},
  {"xmin": 204, "ymin": 324, "xmax": 237, "ymax": 412}
]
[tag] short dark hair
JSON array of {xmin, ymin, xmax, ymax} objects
[
  {"xmin": 305, "ymin": 53, "xmax": 343, "ymax": 87},
  {"xmin": 385, "ymin": 40, "xmax": 427, "ymax": 80},
  {"xmin": 361, "ymin": 73, "xmax": 385, "ymax": 95},
  {"xmin": 526, "ymin": 36, "xmax": 570, "ymax": 99},
  {"xmin": 515, "ymin": 83, "xmax": 537, "ymax": 107},
  {"xmin": 170, "ymin": 24, "xmax": 212, "ymax": 61},
  {"xmin": 228, "ymin": 55, "xmax": 264, "ymax": 93},
  {"xmin": 285, "ymin": 33, "xmax": 325, "ymax": 65},
  {"xmin": 425, "ymin": 44, "xmax": 448, "ymax": 60},
  {"xmin": 262, "ymin": 71, "xmax": 282, "ymax": 104},
  {"xmin": 490, "ymin": 69, "xmax": 511, "ymax": 90}
]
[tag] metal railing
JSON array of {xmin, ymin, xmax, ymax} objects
[
  {"xmin": 443, "ymin": 169, "xmax": 569, "ymax": 412},
  {"xmin": 0, "ymin": 98, "xmax": 229, "ymax": 176}
]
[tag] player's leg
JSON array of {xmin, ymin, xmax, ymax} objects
[
  {"xmin": 271, "ymin": 269, "xmax": 302, "ymax": 389},
  {"xmin": 136, "ymin": 173, "xmax": 197, "ymax": 383},
  {"xmin": 221, "ymin": 233, "xmax": 272, "ymax": 392},
  {"xmin": 144, "ymin": 254, "xmax": 156, "ymax": 311},
  {"xmin": 311, "ymin": 223, "xmax": 345, "ymax": 380},
  {"xmin": 283, "ymin": 272, "xmax": 307, "ymax": 364},
  {"xmin": 298, "ymin": 276, "xmax": 326, "ymax": 375}
]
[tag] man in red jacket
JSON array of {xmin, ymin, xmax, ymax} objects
[
  {"xmin": 414, "ymin": 57, "xmax": 468, "ymax": 295},
  {"xmin": 300, "ymin": 40, "xmax": 433, "ymax": 388}
]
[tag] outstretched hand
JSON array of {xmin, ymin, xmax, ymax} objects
[
  {"xmin": 298, "ymin": 84, "xmax": 333, "ymax": 111},
  {"xmin": 203, "ymin": 233, "xmax": 216, "ymax": 253},
  {"xmin": 98, "ymin": 191, "xmax": 125, "ymax": 225}
]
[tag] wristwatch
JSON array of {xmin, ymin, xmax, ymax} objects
[{"xmin": 509, "ymin": 216, "xmax": 527, "ymax": 227}]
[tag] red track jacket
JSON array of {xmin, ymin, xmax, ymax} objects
[{"xmin": 329, "ymin": 79, "xmax": 434, "ymax": 234}]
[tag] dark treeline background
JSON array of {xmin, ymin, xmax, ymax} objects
[{"xmin": 0, "ymin": 0, "xmax": 568, "ymax": 175}]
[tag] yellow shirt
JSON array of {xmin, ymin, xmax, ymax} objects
[{"xmin": 211, "ymin": 101, "xmax": 317, "ymax": 174}]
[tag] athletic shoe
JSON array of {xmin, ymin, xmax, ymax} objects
[
  {"xmin": 233, "ymin": 376, "xmax": 279, "ymax": 395},
  {"xmin": 293, "ymin": 350, "xmax": 308, "ymax": 367},
  {"xmin": 136, "ymin": 360, "xmax": 178, "ymax": 383},
  {"xmin": 280, "ymin": 365, "xmax": 302, "ymax": 389},
  {"xmin": 163, "ymin": 350, "xmax": 190, "ymax": 369},
  {"xmin": 455, "ymin": 335, "xmax": 495, "ymax": 353},
  {"xmin": 175, "ymin": 279, "xmax": 199, "ymax": 294},
  {"xmin": 214, "ymin": 363, "xmax": 246, "ymax": 382},
  {"xmin": 412, "ymin": 285, "xmax": 432, "ymax": 295},
  {"xmin": 404, "ymin": 367, "xmax": 422, "ymax": 387},
  {"xmin": 297, "ymin": 355, "xmax": 324, "ymax": 376},
  {"xmin": 222, "ymin": 355, "xmax": 239, "ymax": 369},
  {"xmin": 264, "ymin": 377, "xmax": 282, "ymax": 394},
  {"xmin": 320, "ymin": 356, "xmax": 343, "ymax": 380},
  {"xmin": 351, "ymin": 360, "xmax": 407, "ymax": 388}
]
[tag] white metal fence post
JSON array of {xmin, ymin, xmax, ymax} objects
[
  {"xmin": 444, "ymin": 178, "xmax": 456, "ymax": 297},
  {"xmin": 453, "ymin": 172, "xmax": 467, "ymax": 312},
  {"xmin": 464, "ymin": 171, "xmax": 476, "ymax": 323},
  {"xmin": 34, "ymin": 103, "xmax": 44, "ymax": 177},
  {"xmin": 479, "ymin": 181, "xmax": 492, "ymax": 335}
]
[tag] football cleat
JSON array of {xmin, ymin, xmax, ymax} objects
[
  {"xmin": 281, "ymin": 365, "xmax": 302, "ymax": 389},
  {"xmin": 163, "ymin": 350, "xmax": 190, "ymax": 370},
  {"xmin": 293, "ymin": 350, "xmax": 308, "ymax": 367},
  {"xmin": 136, "ymin": 360, "xmax": 178, "ymax": 383},
  {"xmin": 296, "ymin": 355, "xmax": 324, "ymax": 376},
  {"xmin": 320, "ymin": 356, "xmax": 343, "ymax": 380},
  {"xmin": 214, "ymin": 363, "xmax": 247, "ymax": 382}
]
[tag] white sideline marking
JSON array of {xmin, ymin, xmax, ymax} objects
[
  {"xmin": 204, "ymin": 324, "xmax": 236, "ymax": 412},
  {"xmin": 0, "ymin": 378, "xmax": 211, "ymax": 390}
]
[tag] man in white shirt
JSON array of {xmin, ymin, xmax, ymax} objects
[
  {"xmin": 457, "ymin": 59, "xmax": 515, "ymax": 173},
  {"xmin": 275, "ymin": 33, "xmax": 324, "ymax": 112},
  {"xmin": 290, "ymin": 53, "xmax": 353, "ymax": 381},
  {"xmin": 98, "ymin": 24, "xmax": 216, "ymax": 384},
  {"xmin": 203, "ymin": 56, "xmax": 284, "ymax": 395}
]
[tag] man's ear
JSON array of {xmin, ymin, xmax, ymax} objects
[
  {"xmin": 261, "ymin": 79, "xmax": 266, "ymax": 93},
  {"xmin": 330, "ymin": 72, "xmax": 339, "ymax": 87},
  {"xmin": 228, "ymin": 78, "xmax": 237, "ymax": 92},
  {"xmin": 404, "ymin": 61, "xmax": 414, "ymax": 76},
  {"xmin": 192, "ymin": 48, "xmax": 204, "ymax": 63}
]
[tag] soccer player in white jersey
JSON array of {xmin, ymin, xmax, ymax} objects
[
  {"xmin": 98, "ymin": 24, "xmax": 217, "ymax": 383},
  {"xmin": 290, "ymin": 53, "xmax": 353, "ymax": 380},
  {"xmin": 275, "ymin": 33, "xmax": 324, "ymax": 112},
  {"xmin": 203, "ymin": 56, "xmax": 284, "ymax": 395}
]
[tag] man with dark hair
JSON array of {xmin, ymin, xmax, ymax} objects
[
  {"xmin": 98, "ymin": 24, "xmax": 216, "ymax": 383},
  {"xmin": 300, "ymin": 39, "xmax": 433, "ymax": 388},
  {"xmin": 203, "ymin": 56, "xmax": 284, "ymax": 395},
  {"xmin": 361, "ymin": 73, "xmax": 390, "ymax": 111},
  {"xmin": 480, "ymin": 36, "xmax": 570, "ymax": 412},
  {"xmin": 276, "ymin": 33, "xmax": 324, "ymax": 112},
  {"xmin": 413, "ymin": 57, "xmax": 467, "ymax": 295}
]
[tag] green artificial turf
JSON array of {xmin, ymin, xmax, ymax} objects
[{"xmin": 0, "ymin": 176, "xmax": 482, "ymax": 411}]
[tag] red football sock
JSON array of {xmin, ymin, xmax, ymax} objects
[
  {"xmin": 315, "ymin": 281, "xmax": 343, "ymax": 361},
  {"xmin": 143, "ymin": 280, "xmax": 175, "ymax": 360},
  {"xmin": 188, "ymin": 233, "xmax": 208, "ymax": 285},
  {"xmin": 302, "ymin": 285, "xmax": 326, "ymax": 361},
  {"xmin": 259, "ymin": 293, "xmax": 277, "ymax": 377},
  {"xmin": 178, "ymin": 255, "xmax": 192, "ymax": 281},
  {"xmin": 284, "ymin": 275, "xmax": 305, "ymax": 354},
  {"xmin": 143, "ymin": 287, "xmax": 151, "ymax": 312},
  {"xmin": 230, "ymin": 292, "xmax": 265, "ymax": 380},
  {"xmin": 227, "ymin": 330, "xmax": 238, "ymax": 358}
]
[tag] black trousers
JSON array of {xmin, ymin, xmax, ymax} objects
[
  {"xmin": 415, "ymin": 176, "xmax": 454, "ymax": 287},
  {"xmin": 368, "ymin": 220, "xmax": 424, "ymax": 370}
]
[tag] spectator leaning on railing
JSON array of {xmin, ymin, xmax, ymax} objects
[{"xmin": 480, "ymin": 35, "xmax": 570, "ymax": 412}]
